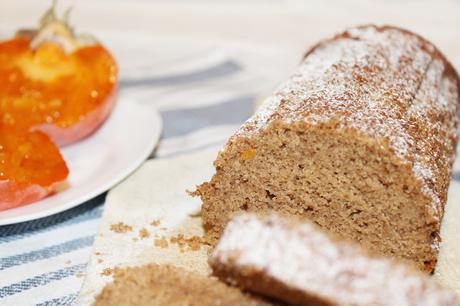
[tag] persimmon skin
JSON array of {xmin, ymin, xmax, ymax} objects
[
  {"xmin": 0, "ymin": 181, "xmax": 50, "ymax": 211},
  {"xmin": 0, "ymin": 37, "xmax": 118, "ymax": 146}
]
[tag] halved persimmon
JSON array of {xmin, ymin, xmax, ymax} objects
[
  {"xmin": 0, "ymin": 126, "xmax": 69, "ymax": 211},
  {"xmin": 0, "ymin": 6, "xmax": 118, "ymax": 146},
  {"xmin": 0, "ymin": 3, "xmax": 117, "ymax": 210}
]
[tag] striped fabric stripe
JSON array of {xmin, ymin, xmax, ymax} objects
[
  {"xmin": 36, "ymin": 294, "xmax": 78, "ymax": 306},
  {"xmin": 156, "ymin": 138, "xmax": 225, "ymax": 159},
  {"xmin": 120, "ymin": 60, "xmax": 241, "ymax": 88},
  {"xmin": 154, "ymin": 124, "xmax": 239, "ymax": 159},
  {"xmin": 0, "ymin": 195, "xmax": 104, "ymax": 244},
  {"xmin": 160, "ymin": 95, "xmax": 254, "ymax": 138},
  {"xmin": 0, "ymin": 264, "xmax": 86, "ymax": 299},
  {"xmin": 0, "ymin": 236, "xmax": 94, "ymax": 271}
]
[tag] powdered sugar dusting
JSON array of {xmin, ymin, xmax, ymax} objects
[
  {"xmin": 235, "ymin": 25, "xmax": 460, "ymax": 227},
  {"xmin": 211, "ymin": 213, "xmax": 460, "ymax": 306}
]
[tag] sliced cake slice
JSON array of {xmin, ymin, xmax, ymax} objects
[
  {"xmin": 210, "ymin": 213, "xmax": 460, "ymax": 306},
  {"xmin": 93, "ymin": 264, "xmax": 280, "ymax": 306}
]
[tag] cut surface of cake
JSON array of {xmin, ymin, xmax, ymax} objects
[
  {"xmin": 210, "ymin": 213, "xmax": 460, "ymax": 306},
  {"xmin": 93, "ymin": 264, "xmax": 278, "ymax": 306},
  {"xmin": 195, "ymin": 25, "xmax": 460, "ymax": 272}
]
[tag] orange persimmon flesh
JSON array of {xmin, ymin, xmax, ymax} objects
[
  {"xmin": 0, "ymin": 126, "xmax": 69, "ymax": 211},
  {"xmin": 0, "ymin": 37, "xmax": 118, "ymax": 146},
  {"xmin": 0, "ymin": 35, "xmax": 116, "ymax": 209}
]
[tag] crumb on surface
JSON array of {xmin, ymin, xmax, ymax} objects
[
  {"xmin": 76, "ymin": 272, "xmax": 85, "ymax": 278},
  {"xmin": 98, "ymin": 258, "xmax": 104, "ymax": 264},
  {"xmin": 154, "ymin": 237, "xmax": 169, "ymax": 248},
  {"xmin": 139, "ymin": 228, "xmax": 150, "ymax": 239},
  {"xmin": 95, "ymin": 252, "xmax": 102, "ymax": 256},
  {"xmin": 170, "ymin": 234, "xmax": 205, "ymax": 251},
  {"xmin": 101, "ymin": 268, "xmax": 114, "ymax": 276},
  {"xmin": 132, "ymin": 237, "xmax": 139, "ymax": 242},
  {"xmin": 150, "ymin": 220, "xmax": 161, "ymax": 227},
  {"xmin": 110, "ymin": 222, "xmax": 133, "ymax": 233}
]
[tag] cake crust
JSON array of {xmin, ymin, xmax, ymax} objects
[{"xmin": 195, "ymin": 25, "xmax": 460, "ymax": 272}]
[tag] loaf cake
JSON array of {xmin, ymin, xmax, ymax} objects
[
  {"xmin": 194, "ymin": 25, "xmax": 460, "ymax": 272},
  {"xmin": 93, "ymin": 264, "xmax": 278, "ymax": 306},
  {"xmin": 210, "ymin": 213, "xmax": 460, "ymax": 306}
]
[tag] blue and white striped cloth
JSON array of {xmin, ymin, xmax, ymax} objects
[{"xmin": 0, "ymin": 37, "xmax": 267, "ymax": 305}]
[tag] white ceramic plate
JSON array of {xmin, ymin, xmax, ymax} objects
[{"xmin": 0, "ymin": 94, "xmax": 162, "ymax": 225}]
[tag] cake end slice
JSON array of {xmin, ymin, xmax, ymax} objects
[{"xmin": 210, "ymin": 213, "xmax": 460, "ymax": 306}]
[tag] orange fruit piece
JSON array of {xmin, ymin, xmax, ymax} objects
[
  {"xmin": 0, "ymin": 126, "xmax": 69, "ymax": 211},
  {"xmin": 0, "ymin": 37, "xmax": 118, "ymax": 146}
]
